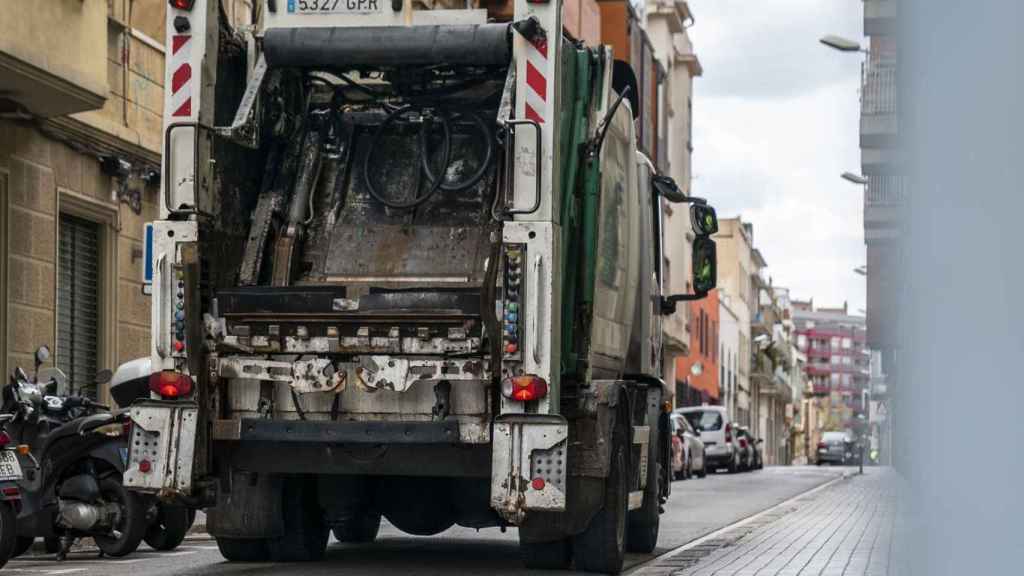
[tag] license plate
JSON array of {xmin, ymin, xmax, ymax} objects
[
  {"xmin": 0, "ymin": 451, "xmax": 22, "ymax": 481},
  {"xmin": 288, "ymin": 0, "xmax": 383, "ymax": 14}
]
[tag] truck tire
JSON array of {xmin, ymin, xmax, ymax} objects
[
  {"xmin": 574, "ymin": 410, "xmax": 629, "ymax": 574},
  {"xmin": 627, "ymin": 458, "xmax": 661, "ymax": 554},
  {"xmin": 217, "ymin": 537, "xmax": 270, "ymax": 561},
  {"xmin": 519, "ymin": 537, "xmax": 572, "ymax": 570},
  {"xmin": 331, "ymin": 511, "xmax": 381, "ymax": 543},
  {"xmin": 93, "ymin": 475, "xmax": 147, "ymax": 557},
  {"xmin": 268, "ymin": 477, "xmax": 329, "ymax": 562},
  {"xmin": 144, "ymin": 503, "xmax": 191, "ymax": 551}
]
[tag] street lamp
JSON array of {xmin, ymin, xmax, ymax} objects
[
  {"xmin": 841, "ymin": 172, "xmax": 869, "ymax": 185},
  {"xmin": 819, "ymin": 35, "xmax": 866, "ymax": 53}
]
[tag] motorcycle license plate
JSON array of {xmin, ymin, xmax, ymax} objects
[
  {"xmin": 0, "ymin": 451, "xmax": 22, "ymax": 481},
  {"xmin": 287, "ymin": 0, "xmax": 383, "ymax": 14}
]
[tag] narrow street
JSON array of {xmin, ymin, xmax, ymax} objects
[{"xmin": 4, "ymin": 467, "xmax": 851, "ymax": 576}]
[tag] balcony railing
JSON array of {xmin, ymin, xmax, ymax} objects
[
  {"xmin": 866, "ymin": 175, "xmax": 905, "ymax": 206},
  {"xmin": 862, "ymin": 59, "xmax": 897, "ymax": 116}
]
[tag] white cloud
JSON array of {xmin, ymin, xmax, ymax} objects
[{"xmin": 688, "ymin": 0, "xmax": 867, "ymax": 312}]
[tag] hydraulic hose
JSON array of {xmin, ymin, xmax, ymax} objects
[
  {"xmin": 363, "ymin": 105, "xmax": 452, "ymax": 209},
  {"xmin": 419, "ymin": 112, "xmax": 494, "ymax": 192}
]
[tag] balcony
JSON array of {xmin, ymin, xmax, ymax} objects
[
  {"xmin": 864, "ymin": 0, "xmax": 897, "ymax": 37},
  {"xmin": 860, "ymin": 59, "xmax": 898, "ymax": 149},
  {"xmin": 865, "ymin": 174, "xmax": 903, "ymax": 240},
  {"xmin": 0, "ymin": 2, "xmax": 108, "ymax": 118}
]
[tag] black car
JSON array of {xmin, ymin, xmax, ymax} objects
[{"xmin": 816, "ymin": 431, "xmax": 856, "ymax": 465}]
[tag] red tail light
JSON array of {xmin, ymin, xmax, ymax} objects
[
  {"xmin": 818, "ymin": 441, "xmax": 827, "ymax": 450},
  {"xmin": 0, "ymin": 432, "xmax": 10, "ymax": 448},
  {"xmin": 170, "ymin": 0, "xmax": 195, "ymax": 10},
  {"xmin": 725, "ymin": 423, "xmax": 732, "ymax": 443},
  {"xmin": 501, "ymin": 375, "xmax": 549, "ymax": 402},
  {"xmin": 739, "ymin": 437, "xmax": 748, "ymax": 449},
  {"xmin": 149, "ymin": 371, "xmax": 194, "ymax": 399}
]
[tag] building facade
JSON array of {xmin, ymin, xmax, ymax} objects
[
  {"xmin": 793, "ymin": 301, "xmax": 870, "ymax": 442},
  {"xmin": 675, "ymin": 289, "xmax": 719, "ymax": 407},
  {"xmin": 718, "ymin": 292, "xmax": 740, "ymax": 421},
  {"xmin": 713, "ymin": 218, "xmax": 757, "ymax": 428},
  {"xmin": 0, "ymin": 1, "xmax": 251, "ymax": 401},
  {"xmin": 638, "ymin": 0, "xmax": 704, "ymax": 400}
]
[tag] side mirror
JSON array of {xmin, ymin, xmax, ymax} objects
[
  {"xmin": 652, "ymin": 175, "xmax": 687, "ymax": 203},
  {"xmin": 690, "ymin": 203, "xmax": 719, "ymax": 236},
  {"xmin": 95, "ymin": 369, "xmax": 114, "ymax": 385},
  {"xmin": 691, "ymin": 236, "xmax": 717, "ymax": 295},
  {"xmin": 756, "ymin": 438, "xmax": 764, "ymax": 445},
  {"xmin": 34, "ymin": 345, "xmax": 51, "ymax": 370}
]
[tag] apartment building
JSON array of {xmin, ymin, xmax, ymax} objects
[
  {"xmin": 793, "ymin": 300, "xmax": 870, "ymax": 436},
  {"xmin": 713, "ymin": 218, "xmax": 758, "ymax": 428},
  {"xmin": 718, "ymin": 291, "xmax": 740, "ymax": 420},
  {"xmin": 0, "ymin": 0, "xmax": 251, "ymax": 400}
]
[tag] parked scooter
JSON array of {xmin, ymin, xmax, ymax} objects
[
  {"xmin": 3, "ymin": 346, "xmax": 145, "ymax": 560},
  {"xmin": 111, "ymin": 357, "xmax": 196, "ymax": 551},
  {"xmin": 0, "ymin": 413, "xmax": 25, "ymax": 568}
]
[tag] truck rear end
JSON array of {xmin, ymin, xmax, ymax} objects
[{"xmin": 124, "ymin": 0, "xmax": 719, "ymax": 572}]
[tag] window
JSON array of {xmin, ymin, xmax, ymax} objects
[
  {"xmin": 830, "ymin": 373, "xmax": 840, "ymax": 386},
  {"xmin": 831, "ymin": 337, "xmax": 840, "ymax": 348},
  {"xmin": 683, "ymin": 410, "xmax": 723, "ymax": 432},
  {"xmin": 58, "ymin": 214, "xmax": 101, "ymax": 399},
  {"xmin": 842, "ymin": 337, "xmax": 852, "ymax": 349}
]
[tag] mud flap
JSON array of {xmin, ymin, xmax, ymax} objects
[
  {"xmin": 490, "ymin": 414, "xmax": 568, "ymax": 524},
  {"xmin": 124, "ymin": 401, "xmax": 199, "ymax": 494}
]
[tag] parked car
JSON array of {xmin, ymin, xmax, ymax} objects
[
  {"xmin": 735, "ymin": 426, "xmax": 763, "ymax": 470},
  {"xmin": 670, "ymin": 413, "xmax": 706, "ymax": 480},
  {"xmin": 677, "ymin": 406, "xmax": 741, "ymax": 473},
  {"xmin": 816, "ymin": 431, "xmax": 857, "ymax": 465}
]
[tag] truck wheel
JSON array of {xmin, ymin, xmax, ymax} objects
[
  {"xmin": 144, "ymin": 503, "xmax": 191, "ymax": 551},
  {"xmin": 0, "ymin": 503, "xmax": 16, "ymax": 569},
  {"xmin": 574, "ymin": 412, "xmax": 629, "ymax": 574},
  {"xmin": 331, "ymin": 511, "xmax": 381, "ymax": 543},
  {"xmin": 216, "ymin": 537, "xmax": 269, "ymax": 561},
  {"xmin": 626, "ymin": 458, "xmax": 661, "ymax": 554},
  {"xmin": 520, "ymin": 537, "xmax": 572, "ymax": 570},
  {"xmin": 93, "ymin": 475, "xmax": 147, "ymax": 557},
  {"xmin": 268, "ymin": 477, "xmax": 328, "ymax": 562}
]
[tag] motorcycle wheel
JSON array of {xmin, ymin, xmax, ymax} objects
[
  {"xmin": 0, "ymin": 503, "xmax": 17, "ymax": 569},
  {"xmin": 93, "ymin": 476, "xmax": 146, "ymax": 557},
  {"xmin": 144, "ymin": 503, "xmax": 191, "ymax": 551}
]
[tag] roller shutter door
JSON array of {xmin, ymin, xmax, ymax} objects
[{"xmin": 58, "ymin": 213, "xmax": 100, "ymax": 399}]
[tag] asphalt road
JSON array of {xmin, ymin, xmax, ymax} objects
[{"xmin": 5, "ymin": 466, "xmax": 847, "ymax": 576}]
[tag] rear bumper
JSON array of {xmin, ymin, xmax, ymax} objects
[{"xmin": 212, "ymin": 418, "xmax": 460, "ymax": 444}]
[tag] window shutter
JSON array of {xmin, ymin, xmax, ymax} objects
[{"xmin": 58, "ymin": 214, "xmax": 100, "ymax": 399}]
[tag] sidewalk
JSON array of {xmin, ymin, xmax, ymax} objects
[{"xmin": 637, "ymin": 469, "xmax": 898, "ymax": 576}]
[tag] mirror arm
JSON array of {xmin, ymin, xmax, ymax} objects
[{"xmin": 660, "ymin": 293, "xmax": 708, "ymax": 315}]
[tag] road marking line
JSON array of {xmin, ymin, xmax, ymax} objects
[{"xmin": 626, "ymin": 471, "xmax": 851, "ymax": 575}]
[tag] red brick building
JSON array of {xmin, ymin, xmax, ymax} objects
[{"xmin": 675, "ymin": 289, "xmax": 719, "ymax": 407}]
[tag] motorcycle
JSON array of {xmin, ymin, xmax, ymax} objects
[
  {"xmin": 3, "ymin": 346, "xmax": 146, "ymax": 560},
  {"xmin": 0, "ymin": 413, "xmax": 25, "ymax": 569},
  {"xmin": 111, "ymin": 357, "xmax": 196, "ymax": 551}
]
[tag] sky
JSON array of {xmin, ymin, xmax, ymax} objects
[{"xmin": 686, "ymin": 0, "xmax": 867, "ymax": 314}]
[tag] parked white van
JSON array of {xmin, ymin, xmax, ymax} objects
[{"xmin": 676, "ymin": 406, "xmax": 741, "ymax": 473}]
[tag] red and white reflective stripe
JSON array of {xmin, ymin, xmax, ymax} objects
[
  {"xmin": 523, "ymin": 37, "xmax": 548, "ymax": 124},
  {"xmin": 170, "ymin": 35, "xmax": 193, "ymax": 117}
]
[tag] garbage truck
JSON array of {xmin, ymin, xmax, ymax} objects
[{"xmin": 125, "ymin": 0, "xmax": 719, "ymax": 572}]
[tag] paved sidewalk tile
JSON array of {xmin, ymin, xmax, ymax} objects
[{"xmin": 667, "ymin": 470, "xmax": 897, "ymax": 576}]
